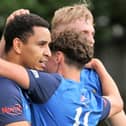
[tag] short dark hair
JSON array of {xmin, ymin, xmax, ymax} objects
[
  {"xmin": 50, "ymin": 30, "xmax": 94, "ymax": 69},
  {"xmin": 4, "ymin": 13, "xmax": 50, "ymax": 52}
]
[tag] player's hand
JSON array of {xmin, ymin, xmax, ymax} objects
[
  {"xmin": 6, "ymin": 9, "xmax": 30, "ymax": 25},
  {"xmin": 85, "ymin": 58, "xmax": 103, "ymax": 69}
]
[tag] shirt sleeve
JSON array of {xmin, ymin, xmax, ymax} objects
[
  {"xmin": 100, "ymin": 97, "xmax": 111, "ymax": 120},
  {"xmin": 26, "ymin": 69, "xmax": 62, "ymax": 103},
  {"xmin": 0, "ymin": 77, "xmax": 27, "ymax": 126}
]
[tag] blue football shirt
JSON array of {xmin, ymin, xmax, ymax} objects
[{"xmin": 26, "ymin": 69, "xmax": 110, "ymax": 126}]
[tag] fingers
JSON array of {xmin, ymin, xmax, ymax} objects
[
  {"xmin": 85, "ymin": 61, "xmax": 92, "ymax": 68},
  {"xmin": 6, "ymin": 9, "xmax": 30, "ymax": 25},
  {"xmin": 84, "ymin": 58, "xmax": 98, "ymax": 68},
  {"xmin": 10, "ymin": 9, "xmax": 30, "ymax": 18}
]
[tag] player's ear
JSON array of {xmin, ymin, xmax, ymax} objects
[
  {"xmin": 13, "ymin": 37, "xmax": 23, "ymax": 54},
  {"xmin": 55, "ymin": 51, "xmax": 64, "ymax": 64}
]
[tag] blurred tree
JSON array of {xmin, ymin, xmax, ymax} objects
[
  {"xmin": 0, "ymin": 0, "xmax": 126, "ymax": 41},
  {"xmin": 0, "ymin": 0, "xmax": 78, "ymax": 34}
]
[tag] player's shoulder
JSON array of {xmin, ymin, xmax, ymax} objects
[
  {"xmin": 81, "ymin": 68, "xmax": 99, "ymax": 79},
  {"xmin": 0, "ymin": 77, "xmax": 21, "ymax": 97},
  {"xmin": 0, "ymin": 77, "xmax": 29, "ymax": 125},
  {"xmin": 80, "ymin": 68, "xmax": 102, "ymax": 95},
  {"xmin": 0, "ymin": 76, "xmax": 19, "ymax": 88},
  {"xmin": 81, "ymin": 68, "xmax": 97, "ymax": 74}
]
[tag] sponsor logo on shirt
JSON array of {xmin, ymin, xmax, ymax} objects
[
  {"xmin": 80, "ymin": 88, "xmax": 90, "ymax": 107},
  {"xmin": 1, "ymin": 104, "xmax": 22, "ymax": 115},
  {"xmin": 30, "ymin": 69, "xmax": 39, "ymax": 78},
  {"xmin": 80, "ymin": 95, "xmax": 90, "ymax": 108},
  {"xmin": 80, "ymin": 95, "xmax": 86, "ymax": 102}
]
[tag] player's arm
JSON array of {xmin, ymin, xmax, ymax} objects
[
  {"xmin": 0, "ymin": 58, "xmax": 60, "ymax": 103},
  {"xmin": 108, "ymin": 110, "xmax": 126, "ymax": 126},
  {"xmin": 0, "ymin": 36, "xmax": 5, "ymax": 57},
  {"xmin": 6, "ymin": 121, "xmax": 30, "ymax": 126},
  {"xmin": 85, "ymin": 58, "xmax": 123, "ymax": 117},
  {"xmin": 0, "ymin": 58, "xmax": 30, "ymax": 88},
  {"xmin": 27, "ymin": 70, "xmax": 60, "ymax": 103}
]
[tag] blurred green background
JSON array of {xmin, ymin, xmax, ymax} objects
[{"xmin": 0, "ymin": 0, "xmax": 126, "ymax": 125}]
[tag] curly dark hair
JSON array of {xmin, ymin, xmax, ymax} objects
[
  {"xmin": 50, "ymin": 30, "xmax": 94, "ymax": 69},
  {"xmin": 4, "ymin": 13, "xmax": 50, "ymax": 53}
]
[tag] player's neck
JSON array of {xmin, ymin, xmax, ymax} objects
[
  {"xmin": 4, "ymin": 51, "xmax": 22, "ymax": 65},
  {"xmin": 59, "ymin": 64, "xmax": 81, "ymax": 83}
]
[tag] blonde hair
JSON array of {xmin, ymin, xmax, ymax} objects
[{"xmin": 51, "ymin": 3, "xmax": 93, "ymax": 40}]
